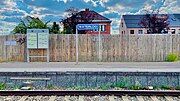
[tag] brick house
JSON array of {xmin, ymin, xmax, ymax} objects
[
  {"xmin": 62, "ymin": 8, "xmax": 111, "ymax": 34},
  {"xmin": 120, "ymin": 14, "xmax": 180, "ymax": 35}
]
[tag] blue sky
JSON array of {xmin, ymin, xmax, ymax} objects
[{"xmin": 0, "ymin": 0, "xmax": 179, "ymax": 34}]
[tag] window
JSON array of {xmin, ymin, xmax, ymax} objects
[
  {"xmin": 172, "ymin": 29, "xmax": 175, "ymax": 34},
  {"xmin": 130, "ymin": 30, "xmax": 134, "ymax": 34},
  {"xmin": 138, "ymin": 30, "xmax": 143, "ymax": 34},
  {"xmin": 122, "ymin": 31, "xmax": 123, "ymax": 34},
  {"xmin": 122, "ymin": 23, "xmax": 123, "ymax": 27},
  {"xmin": 96, "ymin": 25, "xmax": 106, "ymax": 32},
  {"xmin": 101, "ymin": 25, "xmax": 106, "ymax": 32},
  {"xmin": 179, "ymin": 29, "xmax": 180, "ymax": 34}
]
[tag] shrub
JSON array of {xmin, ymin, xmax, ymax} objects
[
  {"xmin": 113, "ymin": 81, "xmax": 126, "ymax": 88},
  {"xmin": 160, "ymin": 85, "xmax": 172, "ymax": 90},
  {"xmin": 73, "ymin": 86, "xmax": 86, "ymax": 90},
  {"xmin": 0, "ymin": 83, "xmax": 6, "ymax": 90},
  {"xmin": 100, "ymin": 83, "xmax": 112, "ymax": 90},
  {"xmin": 13, "ymin": 85, "xmax": 20, "ymax": 90},
  {"xmin": 129, "ymin": 85, "xmax": 143, "ymax": 90},
  {"xmin": 175, "ymin": 86, "xmax": 180, "ymax": 90},
  {"xmin": 166, "ymin": 53, "xmax": 179, "ymax": 62},
  {"xmin": 47, "ymin": 84, "xmax": 55, "ymax": 90}
]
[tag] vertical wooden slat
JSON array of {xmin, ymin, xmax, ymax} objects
[{"xmin": 0, "ymin": 34, "xmax": 179, "ymax": 62}]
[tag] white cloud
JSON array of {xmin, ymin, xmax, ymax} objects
[
  {"xmin": 0, "ymin": 0, "xmax": 29, "ymax": 18},
  {"xmin": 0, "ymin": 21, "xmax": 17, "ymax": 34},
  {"xmin": 54, "ymin": 0, "xmax": 72, "ymax": 3},
  {"xmin": 101, "ymin": 3, "xmax": 134, "ymax": 16},
  {"xmin": 135, "ymin": 0, "xmax": 180, "ymax": 14},
  {"xmin": 159, "ymin": 0, "xmax": 180, "ymax": 14},
  {"xmin": 29, "ymin": 6, "xmax": 48, "ymax": 18},
  {"xmin": 83, "ymin": 0, "xmax": 109, "ymax": 7}
]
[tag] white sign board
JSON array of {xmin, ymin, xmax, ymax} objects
[
  {"xmin": 38, "ymin": 32, "xmax": 49, "ymax": 48},
  {"xmin": 26, "ymin": 29, "xmax": 49, "ymax": 62},
  {"xmin": 27, "ymin": 29, "xmax": 49, "ymax": 49},
  {"xmin": 27, "ymin": 32, "xmax": 37, "ymax": 49}
]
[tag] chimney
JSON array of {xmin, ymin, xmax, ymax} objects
[{"xmin": 85, "ymin": 8, "xmax": 89, "ymax": 12}]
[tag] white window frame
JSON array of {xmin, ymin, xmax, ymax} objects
[{"xmin": 138, "ymin": 30, "xmax": 143, "ymax": 34}]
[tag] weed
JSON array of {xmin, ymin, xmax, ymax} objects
[
  {"xmin": 166, "ymin": 53, "xmax": 179, "ymax": 62},
  {"xmin": 47, "ymin": 84, "xmax": 55, "ymax": 90},
  {"xmin": 160, "ymin": 85, "xmax": 172, "ymax": 90},
  {"xmin": 0, "ymin": 83, "xmax": 6, "ymax": 90}
]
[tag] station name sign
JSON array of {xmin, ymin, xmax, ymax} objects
[{"xmin": 76, "ymin": 24, "xmax": 99, "ymax": 30}]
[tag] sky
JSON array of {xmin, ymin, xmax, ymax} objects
[{"xmin": 0, "ymin": 0, "xmax": 180, "ymax": 34}]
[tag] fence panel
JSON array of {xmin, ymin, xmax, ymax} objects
[{"xmin": 0, "ymin": 34, "xmax": 179, "ymax": 62}]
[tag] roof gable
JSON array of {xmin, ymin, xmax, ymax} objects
[{"xmin": 63, "ymin": 9, "xmax": 111, "ymax": 23}]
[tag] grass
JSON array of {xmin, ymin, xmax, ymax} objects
[{"xmin": 0, "ymin": 82, "xmax": 179, "ymax": 90}]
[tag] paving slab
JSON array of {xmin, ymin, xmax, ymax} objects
[{"xmin": 0, "ymin": 62, "xmax": 179, "ymax": 72}]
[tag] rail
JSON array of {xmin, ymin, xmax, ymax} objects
[{"xmin": 0, "ymin": 90, "xmax": 179, "ymax": 96}]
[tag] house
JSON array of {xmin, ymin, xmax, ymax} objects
[
  {"xmin": 120, "ymin": 14, "xmax": 180, "ymax": 35},
  {"xmin": 62, "ymin": 8, "xmax": 112, "ymax": 34}
]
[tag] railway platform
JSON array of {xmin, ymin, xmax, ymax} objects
[{"xmin": 0, "ymin": 62, "xmax": 179, "ymax": 72}]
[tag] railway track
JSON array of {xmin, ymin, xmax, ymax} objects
[{"xmin": 0, "ymin": 90, "xmax": 180, "ymax": 101}]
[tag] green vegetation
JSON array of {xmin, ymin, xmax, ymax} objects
[
  {"xmin": 0, "ymin": 82, "xmax": 180, "ymax": 90},
  {"xmin": 13, "ymin": 21, "xmax": 27, "ymax": 34},
  {"xmin": 50, "ymin": 22, "xmax": 60, "ymax": 34},
  {"xmin": 13, "ymin": 85, "xmax": 20, "ymax": 90},
  {"xmin": 47, "ymin": 84, "xmax": 55, "ymax": 90},
  {"xmin": 129, "ymin": 85, "xmax": 143, "ymax": 90},
  {"xmin": 69, "ymin": 86, "xmax": 86, "ymax": 90},
  {"xmin": 13, "ymin": 16, "xmax": 49, "ymax": 34},
  {"xmin": 100, "ymin": 77, "xmax": 132, "ymax": 90},
  {"xmin": 113, "ymin": 81, "xmax": 126, "ymax": 88},
  {"xmin": 13, "ymin": 16, "xmax": 61, "ymax": 34},
  {"xmin": 112, "ymin": 78, "xmax": 131, "ymax": 89},
  {"xmin": 0, "ymin": 83, "xmax": 6, "ymax": 90},
  {"xmin": 100, "ymin": 83, "xmax": 112, "ymax": 90},
  {"xmin": 160, "ymin": 85, "xmax": 174, "ymax": 90},
  {"xmin": 166, "ymin": 53, "xmax": 179, "ymax": 62},
  {"xmin": 175, "ymin": 86, "xmax": 180, "ymax": 90}
]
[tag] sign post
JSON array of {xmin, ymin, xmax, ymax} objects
[
  {"xmin": 76, "ymin": 28, "xmax": 78, "ymax": 64},
  {"xmin": 27, "ymin": 29, "xmax": 49, "ymax": 62},
  {"xmin": 98, "ymin": 25, "xmax": 102, "ymax": 62},
  {"xmin": 76, "ymin": 24, "xmax": 101, "ymax": 64}
]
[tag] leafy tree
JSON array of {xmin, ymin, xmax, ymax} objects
[
  {"xmin": 50, "ymin": 22, "xmax": 60, "ymax": 34},
  {"xmin": 139, "ymin": 11, "xmax": 169, "ymax": 34},
  {"xmin": 13, "ymin": 16, "xmax": 50, "ymax": 34},
  {"xmin": 13, "ymin": 21, "xmax": 27, "ymax": 34},
  {"xmin": 28, "ymin": 18, "xmax": 48, "ymax": 29},
  {"xmin": 61, "ymin": 7, "xmax": 96, "ymax": 34}
]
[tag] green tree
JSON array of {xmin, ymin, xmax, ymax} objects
[
  {"xmin": 13, "ymin": 16, "xmax": 50, "ymax": 34},
  {"xmin": 13, "ymin": 21, "xmax": 27, "ymax": 34},
  {"xmin": 50, "ymin": 22, "xmax": 60, "ymax": 34},
  {"xmin": 28, "ymin": 18, "xmax": 48, "ymax": 29}
]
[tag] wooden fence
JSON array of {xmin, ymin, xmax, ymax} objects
[{"xmin": 0, "ymin": 34, "xmax": 180, "ymax": 62}]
